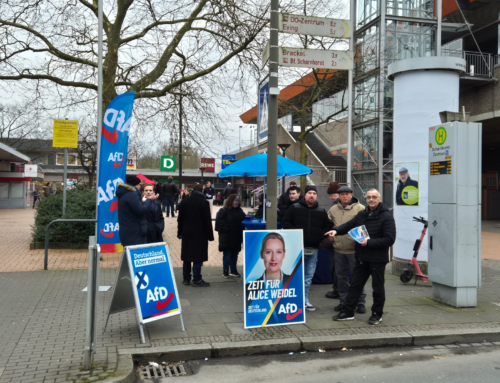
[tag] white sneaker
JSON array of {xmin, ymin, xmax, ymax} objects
[{"xmin": 305, "ymin": 302, "xmax": 316, "ymax": 311}]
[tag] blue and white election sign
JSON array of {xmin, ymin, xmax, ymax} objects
[
  {"xmin": 257, "ymin": 81, "xmax": 269, "ymax": 142},
  {"xmin": 127, "ymin": 243, "xmax": 181, "ymax": 323},
  {"xmin": 244, "ymin": 230, "xmax": 305, "ymax": 329}
]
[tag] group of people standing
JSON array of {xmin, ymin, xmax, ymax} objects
[{"xmin": 116, "ymin": 174, "xmax": 396, "ymax": 325}]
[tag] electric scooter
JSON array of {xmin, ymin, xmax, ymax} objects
[{"xmin": 400, "ymin": 216, "xmax": 430, "ymax": 284}]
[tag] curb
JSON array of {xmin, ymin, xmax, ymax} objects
[{"xmin": 106, "ymin": 327, "xmax": 500, "ymax": 382}]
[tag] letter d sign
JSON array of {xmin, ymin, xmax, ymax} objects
[{"xmin": 160, "ymin": 156, "xmax": 177, "ymax": 171}]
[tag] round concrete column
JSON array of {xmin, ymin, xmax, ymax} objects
[{"xmin": 387, "ymin": 57, "xmax": 465, "ymax": 268}]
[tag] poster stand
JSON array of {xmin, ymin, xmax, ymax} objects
[{"xmin": 103, "ymin": 242, "xmax": 184, "ymax": 343}]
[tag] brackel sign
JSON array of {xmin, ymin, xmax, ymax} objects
[{"xmin": 278, "ymin": 47, "xmax": 353, "ymax": 70}]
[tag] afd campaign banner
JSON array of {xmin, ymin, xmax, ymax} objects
[
  {"xmin": 97, "ymin": 92, "xmax": 135, "ymax": 253},
  {"xmin": 244, "ymin": 230, "xmax": 304, "ymax": 329},
  {"xmin": 127, "ymin": 243, "xmax": 181, "ymax": 323}
]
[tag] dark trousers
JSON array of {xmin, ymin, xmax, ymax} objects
[
  {"xmin": 344, "ymin": 260, "xmax": 386, "ymax": 316},
  {"xmin": 183, "ymin": 261, "xmax": 203, "ymax": 283},
  {"xmin": 328, "ymin": 249, "xmax": 339, "ymax": 292},
  {"xmin": 163, "ymin": 196, "xmax": 175, "ymax": 216},
  {"xmin": 222, "ymin": 250, "xmax": 239, "ymax": 272}
]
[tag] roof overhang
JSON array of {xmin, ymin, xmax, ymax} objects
[{"xmin": 0, "ymin": 141, "xmax": 30, "ymax": 162}]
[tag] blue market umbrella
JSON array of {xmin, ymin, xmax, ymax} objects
[
  {"xmin": 218, "ymin": 153, "xmax": 312, "ymax": 222},
  {"xmin": 218, "ymin": 153, "xmax": 312, "ymax": 177}
]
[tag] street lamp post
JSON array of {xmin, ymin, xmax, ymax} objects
[
  {"xmin": 278, "ymin": 144, "xmax": 291, "ymax": 194},
  {"xmin": 199, "ymin": 166, "xmax": 206, "ymax": 184},
  {"xmin": 239, "ymin": 125, "xmax": 243, "ymax": 151}
]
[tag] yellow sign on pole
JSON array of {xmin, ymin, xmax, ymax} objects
[{"xmin": 53, "ymin": 119, "xmax": 79, "ymax": 148}]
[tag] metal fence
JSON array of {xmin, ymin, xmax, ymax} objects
[{"xmin": 442, "ymin": 49, "xmax": 493, "ymax": 78}]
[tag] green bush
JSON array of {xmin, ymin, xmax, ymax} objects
[{"xmin": 32, "ymin": 188, "xmax": 97, "ymax": 243}]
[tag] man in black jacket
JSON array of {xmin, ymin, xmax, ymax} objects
[
  {"xmin": 277, "ymin": 185, "xmax": 301, "ymax": 222},
  {"xmin": 162, "ymin": 176, "xmax": 178, "ymax": 217},
  {"xmin": 283, "ymin": 185, "xmax": 332, "ymax": 312},
  {"xmin": 203, "ymin": 181, "xmax": 216, "ymax": 206},
  {"xmin": 222, "ymin": 182, "xmax": 236, "ymax": 205},
  {"xmin": 326, "ymin": 188, "xmax": 396, "ymax": 325},
  {"xmin": 277, "ymin": 181, "xmax": 297, "ymax": 217}
]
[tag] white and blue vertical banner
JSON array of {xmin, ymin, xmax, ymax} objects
[
  {"xmin": 257, "ymin": 81, "xmax": 269, "ymax": 143},
  {"xmin": 127, "ymin": 243, "xmax": 181, "ymax": 323},
  {"xmin": 244, "ymin": 230, "xmax": 305, "ymax": 329},
  {"xmin": 96, "ymin": 92, "xmax": 135, "ymax": 253}
]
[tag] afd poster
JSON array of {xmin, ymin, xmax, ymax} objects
[
  {"xmin": 395, "ymin": 162, "xmax": 419, "ymax": 206},
  {"xmin": 127, "ymin": 243, "xmax": 181, "ymax": 323},
  {"xmin": 244, "ymin": 230, "xmax": 304, "ymax": 329}
]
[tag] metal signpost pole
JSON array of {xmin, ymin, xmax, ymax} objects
[
  {"xmin": 266, "ymin": 0, "xmax": 279, "ymax": 230},
  {"xmin": 347, "ymin": 0, "xmax": 356, "ymax": 186},
  {"xmin": 179, "ymin": 94, "xmax": 183, "ymax": 188},
  {"xmin": 63, "ymin": 148, "xmax": 68, "ymax": 215}
]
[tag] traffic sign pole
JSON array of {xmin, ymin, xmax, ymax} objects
[{"xmin": 266, "ymin": 0, "xmax": 279, "ymax": 230}]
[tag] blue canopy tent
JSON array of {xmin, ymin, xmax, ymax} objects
[{"xmin": 218, "ymin": 153, "xmax": 313, "ymax": 222}]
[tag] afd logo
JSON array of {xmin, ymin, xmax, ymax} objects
[
  {"xmin": 278, "ymin": 303, "xmax": 303, "ymax": 321},
  {"xmin": 100, "ymin": 222, "xmax": 119, "ymax": 238},
  {"xmin": 146, "ymin": 286, "xmax": 174, "ymax": 311},
  {"xmin": 102, "ymin": 109, "xmax": 132, "ymax": 143},
  {"xmin": 98, "ymin": 177, "xmax": 124, "ymax": 205},
  {"xmin": 108, "ymin": 152, "xmax": 125, "ymax": 168}
]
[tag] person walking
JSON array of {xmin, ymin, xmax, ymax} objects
[
  {"xmin": 143, "ymin": 184, "xmax": 165, "ymax": 243},
  {"xmin": 222, "ymin": 182, "xmax": 235, "ymax": 205},
  {"xmin": 32, "ymin": 189, "xmax": 42, "ymax": 208},
  {"xmin": 215, "ymin": 194, "xmax": 245, "ymax": 278},
  {"xmin": 177, "ymin": 184, "xmax": 214, "ymax": 287},
  {"xmin": 325, "ymin": 181, "xmax": 341, "ymax": 299},
  {"xmin": 116, "ymin": 175, "xmax": 159, "ymax": 247},
  {"xmin": 327, "ymin": 188, "xmax": 396, "ymax": 325},
  {"xmin": 282, "ymin": 185, "xmax": 332, "ymax": 311},
  {"xmin": 162, "ymin": 176, "xmax": 178, "ymax": 217},
  {"xmin": 327, "ymin": 185, "xmax": 367, "ymax": 314}
]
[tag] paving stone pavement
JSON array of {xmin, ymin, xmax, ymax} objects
[{"xmin": 0, "ymin": 209, "xmax": 499, "ymax": 382}]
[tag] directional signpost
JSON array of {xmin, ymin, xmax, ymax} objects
[
  {"xmin": 278, "ymin": 47, "xmax": 353, "ymax": 70},
  {"xmin": 279, "ymin": 13, "xmax": 352, "ymax": 39}
]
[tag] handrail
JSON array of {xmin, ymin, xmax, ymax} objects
[{"xmin": 44, "ymin": 219, "xmax": 97, "ymax": 270}]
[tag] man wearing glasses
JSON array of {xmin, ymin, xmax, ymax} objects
[{"xmin": 325, "ymin": 189, "xmax": 396, "ymax": 325}]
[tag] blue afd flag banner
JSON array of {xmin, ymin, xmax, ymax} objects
[
  {"xmin": 244, "ymin": 230, "xmax": 305, "ymax": 329},
  {"xmin": 127, "ymin": 243, "xmax": 181, "ymax": 323},
  {"xmin": 97, "ymin": 92, "xmax": 135, "ymax": 253}
]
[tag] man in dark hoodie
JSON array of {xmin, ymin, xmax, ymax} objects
[
  {"xmin": 116, "ymin": 175, "xmax": 159, "ymax": 247},
  {"xmin": 327, "ymin": 188, "xmax": 396, "ymax": 325},
  {"xmin": 277, "ymin": 184, "xmax": 300, "ymax": 222},
  {"xmin": 282, "ymin": 185, "xmax": 332, "ymax": 312}
]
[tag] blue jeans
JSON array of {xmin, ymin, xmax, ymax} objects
[
  {"xmin": 304, "ymin": 249, "xmax": 319, "ymax": 304},
  {"xmin": 222, "ymin": 250, "xmax": 239, "ymax": 272},
  {"xmin": 183, "ymin": 261, "xmax": 202, "ymax": 283}
]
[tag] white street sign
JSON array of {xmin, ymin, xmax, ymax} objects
[
  {"xmin": 278, "ymin": 47, "xmax": 353, "ymax": 70},
  {"xmin": 24, "ymin": 164, "xmax": 38, "ymax": 177},
  {"xmin": 262, "ymin": 40, "xmax": 270, "ymax": 67},
  {"xmin": 279, "ymin": 13, "xmax": 352, "ymax": 39}
]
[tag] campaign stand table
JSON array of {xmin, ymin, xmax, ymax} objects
[
  {"xmin": 243, "ymin": 219, "xmax": 283, "ymax": 230},
  {"xmin": 103, "ymin": 242, "xmax": 184, "ymax": 343}
]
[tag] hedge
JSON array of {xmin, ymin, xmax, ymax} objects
[{"xmin": 32, "ymin": 187, "xmax": 97, "ymax": 244}]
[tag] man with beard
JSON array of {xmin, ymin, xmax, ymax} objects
[{"xmin": 283, "ymin": 185, "xmax": 331, "ymax": 311}]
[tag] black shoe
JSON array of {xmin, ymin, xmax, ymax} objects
[
  {"xmin": 223, "ymin": 271, "xmax": 229, "ymax": 279},
  {"xmin": 368, "ymin": 313, "xmax": 383, "ymax": 325},
  {"xmin": 192, "ymin": 279, "xmax": 210, "ymax": 287},
  {"xmin": 182, "ymin": 280, "xmax": 190, "ymax": 285},
  {"xmin": 334, "ymin": 304, "xmax": 344, "ymax": 312},
  {"xmin": 356, "ymin": 304, "xmax": 366, "ymax": 314},
  {"xmin": 332, "ymin": 311, "xmax": 355, "ymax": 321},
  {"xmin": 230, "ymin": 270, "xmax": 241, "ymax": 277},
  {"xmin": 325, "ymin": 290, "xmax": 340, "ymax": 299}
]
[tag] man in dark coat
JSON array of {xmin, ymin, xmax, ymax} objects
[
  {"xmin": 143, "ymin": 184, "xmax": 165, "ymax": 243},
  {"xmin": 395, "ymin": 167, "xmax": 419, "ymax": 206},
  {"xmin": 162, "ymin": 176, "xmax": 178, "ymax": 217},
  {"xmin": 282, "ymin": 185, "xmax": 332, "ymax": 312},
  {"xmin": 116, "ymin": 175, "xmax": 159, "ymax": 247},
  {"xmin": 177, "ymin": 184, "xmax": 214, "ymax": 287},
  {"xmin": 203, "ymin": 181, "xmax": 215, "ymax": 202},
  {"xmin": 222, "ymin": 182, "xmax": 236, "ymax": 205},
  {"xmin": 327, "ymin": 188, "xmax": 396, "ymax": 325},
  {"xmin": 277, "ymin": 183, "xmax": 300, "ymax": 222}
]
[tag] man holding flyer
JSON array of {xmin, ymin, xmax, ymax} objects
[{"xmin": 325, "ymin": 189, "xmax": 396, "ymax": 325}]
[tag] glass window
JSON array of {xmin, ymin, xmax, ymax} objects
[
  {"xmin": 56, "ymin": 153, "xmax": 80, "ymax": 166},
  {"xmin": 352, "ymin": 173, "xmax": 377, "ymax": 201},
  {"xmin": 385, "ymin": 21, "xmax": 435, "ymax": 65},
  {"xmin": 312, "ymin": 91, "xmax": 348, "ymax": 126},
  {"xmin": 353, "ymin": 124, "xmax": 378, "ymax": 170},
  {"xmin": 356, "ymin": 24, "xmax": 379, "ymax": 75},
  {"xmin": 358, "ymin": 0, "xmax": 380, "ymax": 28},
  {"xmin": 10, "ymin": 182, "xmax": 23, "ymax": 199},
  {"xmin": 0, "ymin": 183, "xmax": 8, "ymax": 199},
  {"xmin": 355, "ymin": 75, "xmax": 379, "ymax": 122},
  {"xmin": 386, "ymin": 0, "xmax": 434, "ymax": 20}
]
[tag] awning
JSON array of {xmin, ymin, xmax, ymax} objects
[{"xmin": 0, "ymin": 141, "xmax": 30, "ymax": 162}]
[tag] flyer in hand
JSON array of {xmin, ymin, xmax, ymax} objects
[{"xmin": 348, "ymin": 225, "xmax": 370, "ymax": 243}]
